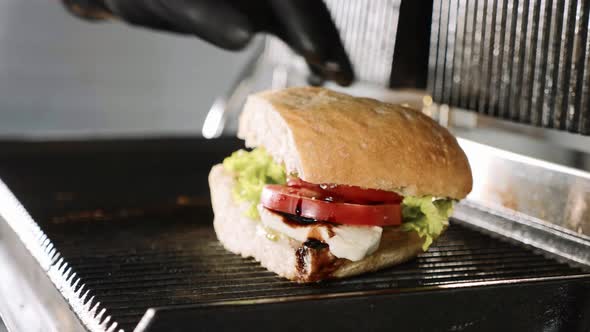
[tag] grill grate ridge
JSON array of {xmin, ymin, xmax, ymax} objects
[{"xmin": 36, "ymin": 216, "xmax": 589, "ymax": 332}]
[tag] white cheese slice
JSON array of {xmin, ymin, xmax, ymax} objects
[
  {"xmin": 258, "ymin": 206, "xmax": 382, "ymax": 261},
  {"xmin": 324, "ymin": 225, "xmax": 382, "ymax": 261}
]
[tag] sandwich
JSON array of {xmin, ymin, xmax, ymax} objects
[{"xmin": 208, "ymin": 87, "xmax": 472, "ymax": 283}]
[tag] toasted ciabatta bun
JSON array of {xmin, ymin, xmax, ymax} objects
[
  {"xmin": 238, "ymin": 87, "xmax": 472, "ymax": 199},
  {"xmin": 209, "ymin": 164, "xmax": 425, "ymax": 283}
]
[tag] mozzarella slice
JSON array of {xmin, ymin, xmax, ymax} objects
[
  {"xmin": 258, "ymin": 206, "xmax": 382, "ymax": 261},
  {"xmin": 324, "ymin": 225, "xmax": 382, "ymax": 261}
]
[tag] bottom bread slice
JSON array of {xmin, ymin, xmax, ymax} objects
[{"xmin": 209, "ymin": 164, "xmax": 427, "ymax": 283}]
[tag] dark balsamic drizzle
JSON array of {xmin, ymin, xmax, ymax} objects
[
  {"xmin": 295, "ymin": 246, "xmax": 308, "ymax": 275},
  {"xmin": 303, "ymin": 239, "xmax": 329, "ymax": 249},
  {"xmin": 277, "ymin": 211, "xmax": 318, "ymax": 226},
  {"xmin": 294, "ymin": 241, "xmax": 342, "ymax": 282}
]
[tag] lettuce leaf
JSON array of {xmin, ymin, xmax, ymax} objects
[
  {"xmin": 223, "ymin": 148, "xmax": 286, "ymax": 219},
  {"xmin": 401, "ymin": 196, "xmax": 455, "ymax": 251},
  {"xmin": 222, "ymin": 148, "xmax": 454, "ymax": 249}
]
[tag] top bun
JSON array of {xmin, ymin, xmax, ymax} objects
[{"xmin": 238, "ymin": 87, "xmax": 472, "ymax": 199}]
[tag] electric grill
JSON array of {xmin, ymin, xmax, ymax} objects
[
  {"xmin": 1, "ymin": 1, "xmax": 590, "ymax": 331},
  {"xmin": 0, "ymin": 138, "xmax": 588, "ymax": 332}
]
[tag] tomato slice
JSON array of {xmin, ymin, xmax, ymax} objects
[
  {"xmin": 287, "ymin": 178, "xmax": 402, "ymax": 204},
  {"xmin": 261, "ymin": 185, "xmax": 402, "ymax": 226}
]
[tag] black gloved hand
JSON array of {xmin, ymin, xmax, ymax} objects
[{"xmin": 62, "ymin": 0, "xmax": 354, "ymax": 86}]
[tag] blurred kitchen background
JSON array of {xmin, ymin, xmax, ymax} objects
[
  {"xmin": 0, "ymin": 0, "xmax": 255, "ymax": 138},
  {"xmin": 1, "ymin": 0, "xmax": 589, "ymax": 172}
]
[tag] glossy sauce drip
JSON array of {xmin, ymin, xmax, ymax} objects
[
  {"xmin": 279, "ymin": 212, "xmax": 318, "ymax": 227},
  {"xmin": 295, "ymin": 243, "xmax": 343, "ymax": 282},
  {"xmin": 275, "ymin": 211, "xmax": 336, "ymax": 240},
  {"xmin": 304, "ymin": 239, "xmax": 328, "ymax": 249},
  {"xmin": 295, "ymin": 246, "xmax": 308, "ymax": 276}
]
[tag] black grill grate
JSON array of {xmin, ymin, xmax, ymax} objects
[
  {"xmin": 0, "ymin": 138, "xmax": 588, "ymax": 332},
  {"xmin": 39, "ymin": 217, "xmax": 588, "ymax": 331}
]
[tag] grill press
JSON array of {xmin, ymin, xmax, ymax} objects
[{"xmin": 0, "ymin": 138, "xmax": 588, "ymax": 332}]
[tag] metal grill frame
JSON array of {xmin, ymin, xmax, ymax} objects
[
  {"xmin": 429, "ymin": 0, "xmax": 590, "ymax": 135},
  {"xmin": 0, "ymin": 137, "xmax": 588, "ymax": 332}
]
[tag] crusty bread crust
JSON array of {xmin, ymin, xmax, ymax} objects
[
  {"xmin": 238, "ymin": 87, "xmax": 472, "ymax": 199},
  {"xmin": 209, "ymin": 164, "xmax": 426, "ymax": 283},
  {"xmin": 209, "ymin": 164, "xmax": 300, "ymax": 280}
]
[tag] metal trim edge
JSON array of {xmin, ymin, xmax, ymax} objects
[
  {"xmin": 454, "ymin": 200, "xmax": 590, "ymax": 267},
  {"xmin": 0, "ymin": 179, "xmax": 123, "ymax": 332}
]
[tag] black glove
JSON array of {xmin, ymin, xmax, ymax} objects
[{"xmin": 62, "ymin": 0, "xmax": 354, "ymax": 86}]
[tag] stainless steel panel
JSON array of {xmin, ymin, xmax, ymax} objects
[
  {"xmin": 430, "ymin": 0, "xmax": 590, "ymax": 135},
  {"xmin": 455, "ymin": 201, "xmax": 590, "ymax": 266},
  {"xmin": 0, "ymin": 217, "xmax": 86, "ymax": 332},
  {"xmin": 460, "ymin": 138, "xmax": 590, "ymax": 239},
  {"xmin": 469, "ymin": 0, "xmax": 487, "ymax": 110},
  {"xmin": 0, "ymin": 181, "xmax": 104, "ymax": 332},
  {"xmin": 323, "ymin": 0, "xmax": 401, "ymax": 85},
  {"xmin": 509, "ymin": 0, "xmax": 529, "ymax": 120},
  {"xmin": 264, "ymin": 0, "xmax": 402, "ymax": 86},
  {"xmin": 443, "ymin": 0, "xmax": 459, "ymax": 105}
]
